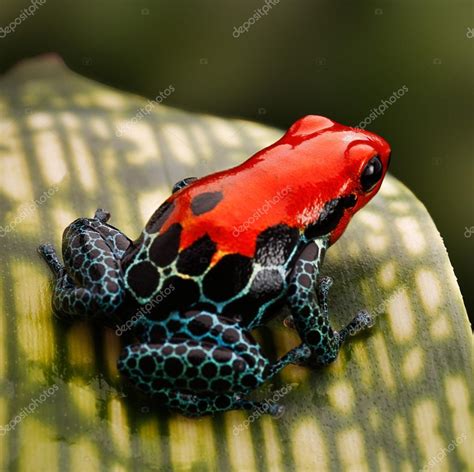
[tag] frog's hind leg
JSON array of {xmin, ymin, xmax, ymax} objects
[
  {"xmin": 39, "ymin": 241, "xmax": 97, "ymax": 319},
  {"xmin": 118, "ymin": 312, "xmax": 284, "ymax": 416},
  {"xmin": 91, "ymin": 208, "xmax": 132, "ymax": 259},
  {"xmin": 38, "ymin": 209, "xmax": 131, "ymax": 320}
]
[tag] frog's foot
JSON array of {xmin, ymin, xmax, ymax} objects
[
  {"xmin": 93, "ymin": 208, "xmax": 111, "ymax": 223},
  {"xmin": 236, "ymin": 398, "xmax": 285, "ymax": 417},
  {"xmin": 38, "ymin": 243, "xmax": 64, "ymax": 276},
  {"xmin": 142, "ymin": 390, "xmax": 284, "ymax": 417},
  {"xmin": 337, "ymin": 309, "xmax": 375, "ymax": 345}
]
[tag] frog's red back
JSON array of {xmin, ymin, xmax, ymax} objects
[{"xmin": 158, "ymin": 116, "xmax": 391, "ymax": 260}]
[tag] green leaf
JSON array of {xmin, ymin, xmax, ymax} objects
[{"xmin": 0, "ymin": 56, "xmax": 472, "ymax": 472}]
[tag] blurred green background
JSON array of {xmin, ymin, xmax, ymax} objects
[{"xmin": 0, "ymin": 0, "xmax": 472, "ymax": 318}]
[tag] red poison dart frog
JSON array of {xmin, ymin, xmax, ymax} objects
[{"xmin": 39, "ymin": 115, "xmax": 391, "ymax": 416}]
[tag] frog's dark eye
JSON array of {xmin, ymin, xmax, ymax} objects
[{"xmin": 361, "ymin": 156, "xmax": 383, "ymax": 192}]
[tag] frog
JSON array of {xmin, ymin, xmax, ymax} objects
[{"xmin": 39, "ymin": 115, "xmax": 391, "ymax": 417}]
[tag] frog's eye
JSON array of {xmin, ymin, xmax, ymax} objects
[{"xmin": 361, "ymin": 155, "xmax": 383, "ymax": 192}]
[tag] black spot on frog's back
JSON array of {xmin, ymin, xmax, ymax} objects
[
  {"xmin": 190, "ymin": 191, "xmax": 223, "ymax": 216},
  {"xmin": 255, "ymin": 224, "xmax": 300, "ymax": 266},
  {"xmin": 203, "ymin": 254, "xmax": 253, "ymax": 302},
  {"xmin": 176, "ymin": 234, "xmax": 217, "ymax": 276},
  {"xmin": 147, "ymin": 276, "xmax": 200, "ymax": 320},
  {"xmin": 149, "ymin": 223, "xmax": 182, "ymax": 267},
  {"xmin": 145, "ymin": 201, "xmax": 175, "ymax": 234},
  {"xmin": 126, "ymin": 261, "xmax": 161, "ymax": 299}
]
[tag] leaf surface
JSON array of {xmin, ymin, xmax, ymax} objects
[{"xmin": 0, "ymin": 56, "xmax": 471, "ymax": 472}]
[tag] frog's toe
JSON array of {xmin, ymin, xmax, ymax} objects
[
  {"xmin": 317, "ymin": 276, "xmax": 333, "ymax": 307},
  {"xmin": 94, "ymin": 208, "xmax": 111, "ymax": 222},
  {"xmin": 338, "ymin": 309, "xmax": 376, "ymax": 345},
  {"xmin": 359, "ymin": 310, "xmax": 375, "ymax": 328},
  {"xmin": 318, "ymin": 276, "xmax": 333, "ymax": 290},
  {"xmin": 38, "ymin": 243, "xmax": 64, "ymax": 275},
  {"xmin": 283, "ymin": 315, "xmax": 296, "ymax": 329},
  {"xmin": 38, "ymin": 242, "xmax": 55, "ymax": 255},
  {"xmin": 268, "ymin": 403, "xmax": 285, "ymax": 418},
  {"xmin": 349, "ymin": 310, "xmax": 375, "ymax": 333}
]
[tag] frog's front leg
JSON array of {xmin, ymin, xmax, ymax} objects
[
  {"xmin": 287, "ymin": 239, "xmax": 375, "ymax": 366},
  {"xmin": 38, "ymin": 209, "xmax": 131, "ymax": 320}
]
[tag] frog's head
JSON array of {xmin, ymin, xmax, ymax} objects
[{"xmin": 283, "ymin": 115, "xmax": 392, "ymax": 244}]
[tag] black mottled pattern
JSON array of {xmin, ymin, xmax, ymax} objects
[
  {"xmin": 176, "ymin": 234, "xmax": 216, "ymax": 276},
  {"xmin": 202, "ymin": 254, "xmax": 253, "ymax": 302}
]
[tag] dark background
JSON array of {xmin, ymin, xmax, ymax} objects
[{"xmin": 0, "ymin": 0, "xmax": 472, "ymax": 318}]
